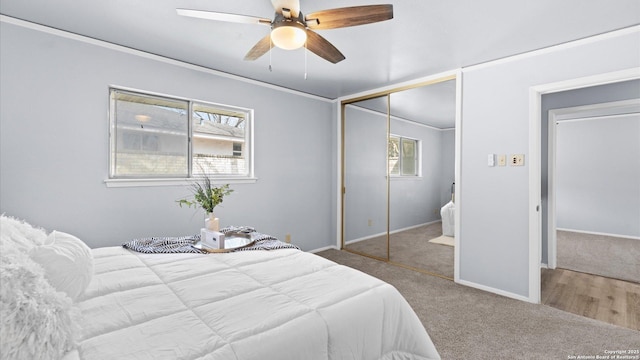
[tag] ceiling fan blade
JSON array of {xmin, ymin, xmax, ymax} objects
[
  {"xmin": 176, "ymin": 9, "xmax": 271, "ymax": 25},
  {"xmin": 271, "ymin": 0, "xmax": 300, "ymax": 17},
  {"xmin": 305, "ymin": 5, "xmax": 393, "ymax": 30},
  {"xmin": 306, "ymin": 30, "xmax": 345, "ymax": 64},
  {"xmin": 244, "ymin": 34, "xmax": 272, "ymax": 61}
]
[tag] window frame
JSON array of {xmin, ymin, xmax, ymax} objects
[
  {"xmin": 388, "ymin": 134, "xmax": 421, "ymax": 178},
  {"xmin": 106, "ymin": 87, "xmax": 255, "ymax": 187}
]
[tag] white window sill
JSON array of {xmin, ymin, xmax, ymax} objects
[
  {"xmin": 105, "ymin": 177, "xmax": 258, "ymax": 188},
  {"xmin": 389, "ymin": 176, "xmax": 422, "ymax": 181}
]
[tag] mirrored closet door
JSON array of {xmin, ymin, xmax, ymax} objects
[
  {"xmin": 342, "ymin": 76, "xmax": 457, "ymax": 278},
  {"xmin": 343, "ymin": 95, "xmax": 390, "ymax": 261}
]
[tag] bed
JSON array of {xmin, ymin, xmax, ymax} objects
[{"xmin": 0, "ymin": 215, "xmax": 441, "ymax": 360}]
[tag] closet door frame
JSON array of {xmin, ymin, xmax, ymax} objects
[
  {"xmin": 339, "ymin": 72, "xmax": 460, "ymax": 279},
  {"xmin": 340, "ymin": 94, "xmax": 391, "ymax": 261}
]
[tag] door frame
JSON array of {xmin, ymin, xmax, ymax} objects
[{"xmin": 528, "ymin": 67, "xmax": 640, "ymax": 303}]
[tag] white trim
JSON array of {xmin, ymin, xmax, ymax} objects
[
  {"xmin": 556, "ymin": 112, "xmax": 640, "ymax": 124},
  {"xmin": 0, "ymin": 15, "xmax": 331, "ymax": 103},
  {"xmin": 465, "ymin": 25, "xmax": 640, "ymax": 73},
  {"xmin": 344, "ymin": 234, "xmax": 379, "ymax": 245},
  {"xmin": 389, "ymin": 176, "xmax": 423, "ymax": 181},
  {"xmin": 336, "ymin": 102, "xmax": 342, "ymax": 250},
  {"xmin": 556, "ymin": 228, "xmax": 640, "ymax": 241},
  {"xmin": 531, "ymin": 68, "xmax": 640, "ymax": 95},
  {"xmin": 529, "ymin": 67, "xmax": 640, "ymax": 304},
  {"xmin": 528, "ymin": 86, "xmax": 543, "ymax": 304},
  {"xmin": 551, "ymin": 98, "xmax": 640, "ymax": 118},
  {"xmin": 457, "ymin": 279, "xmax": 534, "ymax": 303},
  {"xmin": 308, "ymin": 245, "xmax": 338, "ymax": 254},
  {"xmin": 104, "ymin": 177, "xmax": 258, "ymax": 188},
  {"xmin": 453, "ymin": 69, "xmax": 462, "ymax": 283},
  {"xmin": 338, "ymin": 69, "xmax": 460, "ymax": 103},
  {"xmin": 345, "ymin": 221, "xmax": 440, "ymax": 245},
  {"xmin": 547, "ymin": 109, "xmax": 558, "ymax": 270}
]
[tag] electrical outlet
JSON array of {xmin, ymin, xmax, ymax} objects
[
  {"xmin": 434, "ymin": 209, "xmax": 439, "ymax": 215},
  {"xmin": 368, "ymin": 219, "xmax": 372, "ymax": 227},
  {"xmin": 285, "ymin": 234, "xmax": 291, "ymax": 243},
  {"xmin": 510, "ymin": 154, "xmax": 525, "ymax": 166}
]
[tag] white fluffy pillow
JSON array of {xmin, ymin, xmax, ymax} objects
[
  {"xmin": 0, "ymin": 248, "xmax": 79, "ymax": 360},
  {"xmin": 0, "ymin": 214, "xmax": 48, "ymax": 254},
  {"xmin": 29, "ymin": 231, "xmax": 94, "ymax": 301}
]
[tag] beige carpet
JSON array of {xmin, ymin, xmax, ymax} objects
[
  {"xmin": 344, "ymin": 222, "xmax": 454, "ymax": 278},
  {"xmin": 316, "ymin": 249, "xmax": 640, "ymax": 360},
  {"xmin": 557, "ymin": 230, "xmax": 640, "ymax": 283},
  {"xmin": 428, "ymin": 235, "xmax": 454, "ymax": 246}
]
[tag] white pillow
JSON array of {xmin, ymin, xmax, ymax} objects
[
  {"xmin": 0, "ymin": 248, "xmax": 79, "ymax": 359},
  {"xmin": 29, "ymin": 231, "xmax": 94, "ymax": 301},
  {"xmin": 0, "ymin": 214, "xmax": 48, "ymax": 254}
]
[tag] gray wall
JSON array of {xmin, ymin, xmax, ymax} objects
[
  {"xmin": 390, "ymin": 119, "xmax": 452, "ymax": 231},
  {"xmin": 460, "ymin": 30, "xmax": 640, "ymax": 298},
  {"xmin": 343, "ymin": 105, "xmax": 388, "ymax": 240},
  {"xmin": 540, "ymin": 80, "xmax": 640, "ymax": 263},
  {"xmin": 0, "ymin": 22, "xmax": 335, "ymax": 251},
  {"xmin": 556, "ymin": 113, "xmax": 640, "ymax": 237},
  {"xmin": 343, "ymin": 105, "xmax": 455, "ymax": 241}
]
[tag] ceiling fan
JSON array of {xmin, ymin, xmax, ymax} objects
[{"xmin": 177, "ymin": 0, "xmax": 393, "ymax": 64}]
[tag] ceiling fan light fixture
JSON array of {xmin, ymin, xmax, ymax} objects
[
  {"xmin": 135, "ymin": 114, "xmax": 151, "ymax": 122},
  {"xmin": 271, "ymin": 22, "xmax": 307, "ymax": 50}
]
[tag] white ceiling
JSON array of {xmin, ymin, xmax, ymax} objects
[
  {"xmin": 1, "ymin": 0, "xmax": 639, "ymax": 127},
  {"xmin": 351, "ymin": 79, "xmax": 457, "ymax": 129}
]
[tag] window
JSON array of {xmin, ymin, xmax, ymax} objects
[
  {"xmin": 109, "ymin": 88, "xmax": 253, "ymax": 181},
  {"xmin": 388, "ymin": 135, "xmax": 419, "ymax": 176},
  {"xmin": 232, "ymin": 142, "xmax": 243, "ymax": 157}
]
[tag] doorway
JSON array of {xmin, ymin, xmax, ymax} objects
[
  {"xmin": 530, "ymin": 70, "xmax": 640, "ymax": 330},
  {"xmin": 528, "ymin": 68, "xmax": 639, "ymax": 303},
  {"xmin": 546, "ymin": 99, "xmax": 640, "ymax": 281}
]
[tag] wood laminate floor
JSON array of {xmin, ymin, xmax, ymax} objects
[{"xmin": 541, "ymin": 267, "xmax": 640, "ymax": 331}]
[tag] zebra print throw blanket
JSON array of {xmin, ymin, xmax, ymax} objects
[{"xmin": 122, "ymin": 226, "xmax": 299, "ymax": 254}]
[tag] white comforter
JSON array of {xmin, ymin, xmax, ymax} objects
[{"xmin": 67, "ymin": 247, "xmax": 440, "ymax": 360}]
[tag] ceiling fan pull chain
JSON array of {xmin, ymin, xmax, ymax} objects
[
  {"xmin": 269, "ymin": 34, "xmax": 273, "ymax": 72},
  {"xmin": 304, "ymin": 41, "xmax": 308, "ymax": 80}
]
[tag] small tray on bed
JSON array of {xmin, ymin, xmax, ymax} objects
[{"xmin": 193, "ymin": 231, "xmax": 255, "ymax": 253}]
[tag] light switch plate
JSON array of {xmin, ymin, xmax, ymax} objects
[{"xmin": 488, "ymin": 154, "xmax": 495, "ymax": 167}]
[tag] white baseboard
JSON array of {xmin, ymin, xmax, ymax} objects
[
  {"xmin": 308, "ymin": 245, "xmax": 338, "ymax": 254},
  {"xmin": 457, "ymin": 279, "xmax": 535, "ymax": 303},
  {"xmin": 345, "ymin": 220, "xmax": 441, "ymax": 245},
  {"xmin": 556, "ymin": 228, "xmax": 640, "ymax": 241},
  {"xmin": 540, "ymin": 263, "xmax": 549, "ymax": 269}
]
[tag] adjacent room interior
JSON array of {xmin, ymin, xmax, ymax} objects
[{"xmin": 539, "ymin": 80, "xmax": 640, "ymax": 330}]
